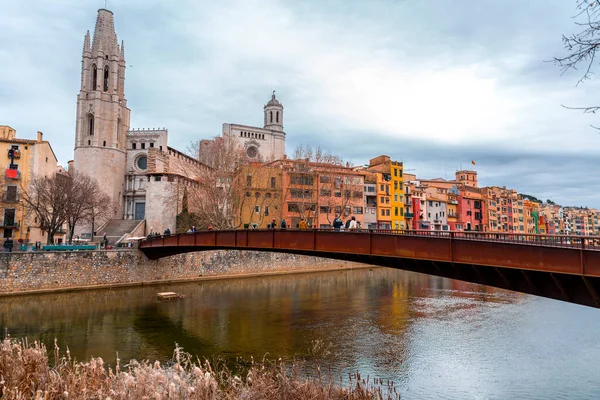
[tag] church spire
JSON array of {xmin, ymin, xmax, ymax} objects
[
  {"xmin": 91, "ymin": 9, "xmax": 118, "ymax": 57},
  {"xmin": 82, "ymin": 30, "xmax": 91, "ymax": 56}
]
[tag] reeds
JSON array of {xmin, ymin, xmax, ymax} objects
[{"xmin": 0, "ymin": 337, "xmax": 399, "ymax": 399}]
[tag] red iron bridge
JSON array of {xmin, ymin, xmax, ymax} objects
[{"xmin": 140, "ymin": 229, "xmax": 600, "ymax": 309}]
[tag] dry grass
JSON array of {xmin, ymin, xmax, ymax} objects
[{"xmin": 0, "ymin": 337, "xmax": 399, "ymax": 399}]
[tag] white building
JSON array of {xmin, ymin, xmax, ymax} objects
[
  {"xmin": 73, "ymin": 9, "xmax": 208, "ymax": 239},
  {"xmin": 221, "ymin": 91, "xmax": 286, "ymax": 161}
]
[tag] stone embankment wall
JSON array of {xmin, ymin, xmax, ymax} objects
[{"xmin": 0, "ymin": 250, "xmax": 364, "ymax": 295}]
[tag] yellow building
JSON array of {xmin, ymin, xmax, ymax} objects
[
  {"xmin": 0, "ymin": 126, "xmax": 61, "ymax": 245},
  {"xmin": 235, "ymin": 163, "xmax": 283, "ymax": 229},
  {"xmin": 368, "ymin": 155, "xmax": 404, "ymax": 230}
]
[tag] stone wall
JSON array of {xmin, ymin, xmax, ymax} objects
[{"xmin": 0, "ymin": 249, "xmax": 363, "ymax": 295}]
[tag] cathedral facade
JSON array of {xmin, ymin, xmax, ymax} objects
[{"xmin": 73, "ymin": 8, "xmax": 287, "ymax": 237}]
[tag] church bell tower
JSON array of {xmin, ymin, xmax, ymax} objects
[{"xmin": 74, "ymin": 8, "xmax": 130, "ymax": 216}]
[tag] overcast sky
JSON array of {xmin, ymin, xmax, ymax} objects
[{"xmin": 2, "ymin": 0, "xmax": 600, "ymax": 206}]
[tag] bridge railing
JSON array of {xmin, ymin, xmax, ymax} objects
[{"xmin": 141, "ymin": 228, "xmax": 600, "ymax": 251}]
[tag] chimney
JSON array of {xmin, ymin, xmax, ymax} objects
[{"xmin": 37, "ymin": 131, "xmax": 43, "ymax": 143}]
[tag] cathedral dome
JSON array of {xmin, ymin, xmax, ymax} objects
[{"xmin": 265, "ymin": 91, "xmax": 282, "ymax": 107}]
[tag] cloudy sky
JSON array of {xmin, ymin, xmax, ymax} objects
[{"xmin": 2, "ymin": 0, "xmax": 600, "ymax": 206}]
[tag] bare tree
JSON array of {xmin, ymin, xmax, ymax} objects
[
  {"xmin": 86, "ymin": 190, "xmax": 113, "ymax": 239},
  {"xmin": 293, "ymin": 145, "xmax": 345, "ymax": 166},
  {"xmin": 21, "ymin": 175, "xmax": 69, "ymax": 244},
  {"xmin": 554, "ymin": 1, "xmax": 600, "ymax": 117},
  {"xmin": 185, "ymin": 134, "xmax": 247, "ymax": 229}
]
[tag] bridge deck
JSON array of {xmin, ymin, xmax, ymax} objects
[{"xmin": 140, "ymin": 229, "xmax": 600, "ymax": 308}]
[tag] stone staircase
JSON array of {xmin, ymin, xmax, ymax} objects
[{"xmin": 94, "ymin": 219, "xmax": 142, "ymax": 245}]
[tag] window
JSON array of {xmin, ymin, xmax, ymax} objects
[
  {"xmin": 6, "ymin": 186, "xmax": 17, "ymax": 202},
  {"xmin": 334, "ymin": 191, "xmax": 341, "ymax": 197},
  {"xmin": 88, "ymin": 114, "xmax": 94, "ymax": 136},
  {"xmin": 429, "ymin": 201, "xmax": 432, "ymax": 207},
  {"xmin": 92, "ymin": 64, "xmax": 97, "ymax": 89},
  {"xmin": 246, "ymin": 192, "xmax": 251, "ymax": 197},
  {"xmin": 103, "ymin": 140, "xmax": 106, "ymax": 146},
  {"xmin": 137, "ymin": 156, "xmax": 147, "ymax": 170},
  {"xmin": 394, "ymin": 194, "xmax": 398, "ymax": 202},
  {"xmin": 150, "ymin": 142, "xmax": 154, "ymax": 148},
  {"xmin": 290, "ymin": 174, "xmax": 313, "ymax": 185},
  {"xmin": 385, "ymin": 209, "xmax": 390, "ymax": 216},
  {"xmin": 288, "ymin": 203, "xmax": 300, "ymax": 213},
  {"xmin": 154, "ymin": 176, "xmax": 161, "ymax": 181},
  {"xmin": 394, "ymin": 181, "xmax": 398, "ymax": 190},
  {"xmin": 353, "ymin": 191, "xmax": 363, "ymax": 199},
  {"xmin": 103, "ymin": 66, "xmax": 109, "ymax": 91},
  {"xmin": 247, "ymin": 175, "xmax": 252, "ymax": 186},
  {"xmin": 270, "ymin": 177, "xmax": 276, "ymax": 188},
  {"xmin": 320, "ymin": 189, "xmax": 331, "ymax": 197},
  {"xmin": 381, "ymin": 209, "xmax": 385, "ymax": 216},
  {"xmin": 254, "ymin": 205, "xmax": 260, "ymax": 213},
  {"xmin": 141, "ymin": 143, "xmax": 146, "ymax": 149},
  {"xmin": 270, "ymin": 111, "xmax": 273, "ymax": 123},
  {"xmin": 276, "ymin": 111, "xmax": 279, "ymax": 123},
  {"xmin": 385, "ymin": 197, "xmax": 390, "ymax": 204},
  {"xmin": 353, "ymin": 207, "xmax": 363, "ymax": 214},
  {"xmin": 335, "ymin": 206, "xmax": 342, "ymax": 214},
  {"xmin": 394, "ymin": 207, "xmax": 399, "ymax": 216},
  {"xmin": 291, "ymin": 189, "xmax": 312, "ymax": 198},
  {"xmin": 320, "ymin": 175, "xmax": 331, "ymax": 184},
  {"xmin": 394, "ymin": 168, "xmax": 397, "ymax": 177},
  {"xmin": 380, "ymin": 184, "xmax": 384, "ymax": 191},
  {"xmin": 320, "ymin": 206, "xmax": 331, "ymax": 214},
  {"xmin": 132, "ymin": 143, "xmax": 136, "ymax": 149},
  {"xmin": 264, "ymin": 206, "xmax": 269, "ymax": 216}
]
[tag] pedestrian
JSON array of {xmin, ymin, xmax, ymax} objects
[
  {"xmin": 299, "ymin": 218, "xmax": 308, "ymax": 229},
  {"xmin": 269, "ymin": 218, "xmax": 277, "ymax": 229},
  {"xmin": 280, "ymin": 219, "xmax": 287, "ymax": 229},
  {"xmin": 345, "ymin": 218, "xmax": 352, "ymax": 230},
  {"xmin": 348, "ymin": 216, "xmax": 358, "ymax": 230},
  {"xmin": 333, "ymin": 214, "xmax": 343, "ymax": 232},
  {"xmin": 164, "ymin": 228, "xmax": 171, "ymax": 236},
  {"xmin": 191, "ymin": 225, "xmax": 197, "ymax": 232},
  {"xmin": 102, "ymin": 232, "xmax": 108, "ymax": 248},
  {"xmin": 207, "ymin": 224, "xmax": 214, "ymax": 231},
  {"xmin": 3, "ymin": 237, "xmax": 13, "ymax": 253}
]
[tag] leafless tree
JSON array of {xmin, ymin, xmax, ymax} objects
[
  {"xmin": 185, "ymin": 135, "xmax": 247, "ymax": 229},
  {"xmin": 83, "ymin": 182, "xmax": 114, "ymax": 240},
  {"xmin": 21, "ymin": 175, "xmax": 69, "ymax": 244},
  {"xmin": 293, "ymin": 145, "xmax": 345, "ymax": 166},
  {"xmin": 554, "ymin": 1, "xmax": 600, "ymax": 117}
]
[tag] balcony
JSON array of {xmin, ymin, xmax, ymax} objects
[
  {"xmin": 404, "ymin": 212, "xmax": 414, "ymax": 218},
  {"xmin": 0, "ymin": 220, "xmax": 19, "ymax": 228},
  {"xmin": 7, "ymin": 149, "xmax": 20, "ymax": 159},
  {"xmin": 2, "ymin": 194, "xmax": 19, "ymax": 203},
  {"xmin": 5, "ymin": 169, "xmax": 20, "ymax": 179}
]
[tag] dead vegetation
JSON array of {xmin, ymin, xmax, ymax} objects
[{"xmin": 0, "ymin": 337, "xmax": 399, "ymax": 399}]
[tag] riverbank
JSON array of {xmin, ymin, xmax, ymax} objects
[
  {"xmin": 0, "ymin": 249, "xmax": 371, "ymax": 296},
  {"xmin": 0, "ymin": 337, "xmax": 397, "ymax": 399}
]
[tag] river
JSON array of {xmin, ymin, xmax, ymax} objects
[{"xmin": 1, "ymin": 267, "xmax": 599, "ymax": 399}]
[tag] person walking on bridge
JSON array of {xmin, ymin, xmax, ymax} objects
[{"xmin": 298, "ymin": 218, "xmax": 308, "ymax": 229}]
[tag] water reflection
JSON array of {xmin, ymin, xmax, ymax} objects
[{"xmin": 1, "ymin": 268, "xmax": 599, "ymax": 399}]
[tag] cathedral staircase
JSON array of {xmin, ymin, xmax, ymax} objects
[{"xmin": 94, "ymin": 219, "xmax": 143, "ymax": 245}]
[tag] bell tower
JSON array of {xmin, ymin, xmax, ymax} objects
[
  {"xmin": 264, "ymin": 91, "xmax": 283, "ymax": 132},
  {"xmin": 74, "ymin": 8, "xmax": 130, "ymax": 216}
]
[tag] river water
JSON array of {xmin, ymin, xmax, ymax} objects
[{"xmin": 1, "ymin": 268, "xmax": 599, "ymax": 399}]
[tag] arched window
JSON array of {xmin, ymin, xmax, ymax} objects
[
  {"xmin": 87, "ymin": 114, "xmax": 94, "ymax": 136},
  {"xmin": 270, "ymin": 111, "xmax": 273, "ymax": 123},
  {"xmin": 276, "ymin": 111, "xmax": 279, "ymax": 123},
  {"xmin": 92, "ymin": 64, "xmax": 97, "ymax": 89},
  {"xmin": 103, "ymin": 66, "xmax": 109, "ymax": 92}
]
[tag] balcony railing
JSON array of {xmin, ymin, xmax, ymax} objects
[
  {"xmin": 2, "ymin": 194, "xmax": 19, "ymax": 202},
  {"xmin": 0, "ymin": 220, "xmax": 19, "ymax": 228},
  {"xmin": 404, "ymin": 212, "xmax": 414, "ymax": 218}
]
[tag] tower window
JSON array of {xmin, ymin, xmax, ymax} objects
[
  {"xmin": 270, "ymin": 111, "xmax": 273, "ymax": 123},
  {"xmin": 103, "ymin": 66, "xmax": 109, "ymax": 92},
  {"xmin": 103, "ymin": 140, "xmax": 106, "ymax": 146},
  {"xmin": 88, "ymin": 140, "xmax": 91, "ymax": 145},
  {"xmin": 150, "ymin": 142, "xmax": 154, "ymax": 147},
  {"xmin": 141, "ymin": 143, "xmax": 146, "ymax": 149},
  {"xmin": 87, "ymin": 114, "xmax": 94, "ymax": 135},
  {"xmin": 92, "ymin": 64, "xmax": 97, "ymax": 89},
  {"xmin": 132, "ymin": 143, "xmax": 137, "ymax": 149},
  {"xmin": 276, "ymin": 111, "xmax": 279, "ymax": 123}
]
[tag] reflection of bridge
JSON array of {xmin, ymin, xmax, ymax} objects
[{"xmin": 140, "ymin": 230, "xmax": 600, "ymax": 309}]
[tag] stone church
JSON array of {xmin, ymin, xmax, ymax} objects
[{"xmin": 72, "ymin": 8, "xmax": 286, "ymax": 241}]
